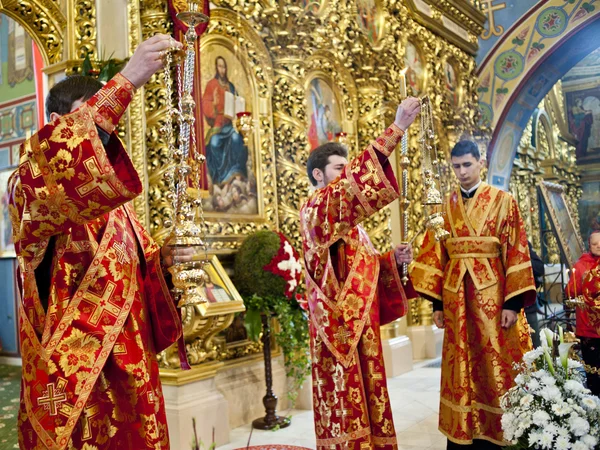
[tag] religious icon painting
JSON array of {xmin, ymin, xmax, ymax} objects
[
  {"xmin": 306, "ymin": 77, "xmax": 344, "ymax": 151},
  {"xmin": 355, "ymin": 0, "xmax": 385, "ymax": 49},
  {"xmin": 403, "ymin": 40, "xmax": 425, "ymax": 96},
  {"xmin": 199, "ymin": 37, "xmax": 259, "ymax": 217},
  {"xmin": 444, "ymin": 59, "xmax": 461, "ymax": 108}
]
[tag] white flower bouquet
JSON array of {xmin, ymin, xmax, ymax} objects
[{"xmin": 501, "ymin": 327, "xmax": 600, "ymax": 450}]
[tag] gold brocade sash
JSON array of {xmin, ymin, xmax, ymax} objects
[{"xmin": 444, "ymin": 237, "xmax": 501, "ymax": 293}]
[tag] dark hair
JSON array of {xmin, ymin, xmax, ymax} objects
[
  {"xmin": 450, "ymin": 140, "xmax": 480, "ymax": 160},
  {"xmin": 306, "ymin": 142, "xmax": 348, "ymax": 186},
  {"xmin": 45, "ymin": 75, "xmax": 104, "ymax": 122}
]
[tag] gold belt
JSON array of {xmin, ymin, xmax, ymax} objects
[{"xmin": 446, "ymin": 236, "xmax": 501, "ymax": 260}]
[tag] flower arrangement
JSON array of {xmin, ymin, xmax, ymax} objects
[
  {"xmin": 501, "ymin": 327, "xmax": 600, "ymax": 450},
  {"xmin": 234, "ymin": 230, "xmax": 310, "ymax": 405}
]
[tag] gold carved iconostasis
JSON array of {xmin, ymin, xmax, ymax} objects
[{"xmin": 0, "ymin": 0, "xmax": 486, "ymax": 362}]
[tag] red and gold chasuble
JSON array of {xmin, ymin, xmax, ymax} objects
[
  {"xmin": 8, "ymin": 74, "xmax": 182, "ymax": 450},
  {"xmin": 581, "ymin": 262, "xmax": 600, "ymax": 336},
  {"xmin": 300, "ymin": 124, "xmax": 416, "ymax": 450},
  {"xmin": 567, "ymin": 254, "xmax": 600, "ymax": 338},
  {"xmin": 411, "ymin": 183, "xmax": 536, "ymax": 446}
]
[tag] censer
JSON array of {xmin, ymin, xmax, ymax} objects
[
  {"xmin": 162, "ymin": 1, "xmax": 211, "ymax": 307},
  {"xmin": 419, "ymin": 96, "xmax": 449, "ymax": 242}
]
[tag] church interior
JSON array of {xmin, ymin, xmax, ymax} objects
[{"xmin": 0, "ymin": 0, "xmax": 599, "ymax": 449}]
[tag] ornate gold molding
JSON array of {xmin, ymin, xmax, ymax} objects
[
  {"xmin": 127, "ymin": 0, "xmax": 150, "ymax": 229},
  {"xmin": 66, "ymin": 0, "xmax": 97, "ymax": 63},
  {"xmin": 0, "ymin": 0, "xmax": 65, "ymax": 65}
]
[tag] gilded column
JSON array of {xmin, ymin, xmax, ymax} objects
[
  {"xmin": 357, "ymin": 82, "xmax": 393, "ymax": 253},
  {"xmin": 272, "ymin": 52, "xmax": 310, "ymax": 249}
]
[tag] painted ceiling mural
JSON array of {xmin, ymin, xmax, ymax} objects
[{"xmin": 477, "ymin": 0, "xmax": 539, "ymax": 66}]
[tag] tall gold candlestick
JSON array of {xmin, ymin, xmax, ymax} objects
[{"xmin": 399, "ymin": 69, "xmax": 409, "ymax": 284}]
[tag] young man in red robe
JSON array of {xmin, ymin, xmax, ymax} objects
[
  {"xmin": 9, "ymin": 35, "xmax": 191, "ymax": 450},
  {"xmin": 300, "ymin": 97, "xmax": 420, "ymax": 449},
  {"xmin": 411, "ymin": 141, "xmax": 536, "ymax": 449}
]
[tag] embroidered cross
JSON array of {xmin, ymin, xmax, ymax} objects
[
  {"xmin": 84, "ymin": 281, "xmax": 118, "ymax": 326},
  {"xmin": 94, "ymin": 85, "xmax": 121, "ymax": 111},
  {"xmin": 359, "ymin": 160, "xmax": 381, "ymax": 185},
  {"xmin": 315, "ymin": 371, "xmax": 327, "ymax": 398},
  {"xmin": 334, "ymin": 325, "xmax": 352, "ymax": 345},
  {"xmin": 335, "ymin": 398, "xmax": 351, "ymax": 427},
  {"xmin": 76, "ymin": 158, "xmax": 118, "ymax": 199},
  {"xmin": 368, "ymin": 361, "xmax": 383, "ymax": 391},
  {"xmin": 113, "ymin": 241, "xmax": 130, "ymax": 264},
  {"xmin": 60, "ymin": 402, "xmax": 100, "ymax": 441},
  {"xmin": 38, "ymin": 382, "xmax": 67, "ymax": 416}
]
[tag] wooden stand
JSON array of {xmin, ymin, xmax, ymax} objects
[{"xmin": 252, "ymin": 314, "xmax": 291, "ymax": 430}]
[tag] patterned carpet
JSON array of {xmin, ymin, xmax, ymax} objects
[{"xmin": 0, "ymin": 365, "xmax": 20, "ymax": 449}]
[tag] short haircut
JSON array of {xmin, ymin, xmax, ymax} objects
[
  {"xmin": 45, "ymin": 75, "xmax": 104, "ymax": 122},
  {"xmin": 306, "ymin": 142, "xmax": 348, "ymax": 186},
  {"xmin": 450, "ymin": 140, "xmax": 480, "ymax": 160}
]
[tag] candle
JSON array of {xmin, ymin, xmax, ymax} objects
[
  {"xmin": 399, "ymin": 69, "xmax": 407, "ymax": 99},
  {"xmin": 572, "ymin": 268, "xmax": 577, "ymax": 298}
]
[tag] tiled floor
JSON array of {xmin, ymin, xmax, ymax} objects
[{"xmin": 217, "ymin": 361, "xmax": 445, "ymax": 450}]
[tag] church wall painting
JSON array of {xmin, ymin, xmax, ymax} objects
[
  {"xmin": 199, "ymin": 36, "xmax": 259, "ymax": 217},
  {"xmin": 444, "ymin": 58, "xmax": 461, "ymax": 109},
  {"xmin": 565, "ymin": 87, "xmax": 600, "ymax": 158},
  {"xmin": 306, "ymin": 76, "xmax": 343, "ymax": 151},
  {"xmin": 403, "ymin": 40, "xmax": 426, "ymax": 97},
  {"xmin": 356, "ymin": 0, "xmax": 385, "ymax": 49}
]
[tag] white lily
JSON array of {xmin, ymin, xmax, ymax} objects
[
  {"xmin": 540, "ymin": 328, "xmax": 555, "ymax": 350},
  {"xmin": 558, "ymin": 325, "xmax": 564, "ymax": 344},
  {"xmin": 559, "ymin": 342, "xmax": 576, "ymax": 373}
]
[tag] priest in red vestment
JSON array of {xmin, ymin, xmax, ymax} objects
[
  {"xmin": 9, "ymin": 35, "xmax": 188, "ymax": 450},
  {"xmin": 300, "ymin": 97, "xmax": 421, "ymax": 449},
  {"xmin": 568, "ymin": 230, "xmax": 600, "ymax": 395}
]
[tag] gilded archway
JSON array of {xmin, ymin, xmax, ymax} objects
[
  {"xmin": 478, "ymin": 0, "xmax": 600, "ymax": 190},
  {"xmin": 0, "ymin": 0, "xmax": 65, "ymax": 66}
]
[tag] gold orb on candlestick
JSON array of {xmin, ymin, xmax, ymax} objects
[{"xmin": 236, "ymin": 111, "xmax": 254, "ymax": 145}]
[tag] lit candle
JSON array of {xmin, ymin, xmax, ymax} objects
[
  {"xmin": 573, "ymin": 268, "xmax": 577, "ymax": 297},
  {"xmin": 399, "ymin": 69, "xmax": 407, "ymax": 99}
]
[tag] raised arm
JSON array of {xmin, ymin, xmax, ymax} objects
[{"xmin": 300, "ymin": 98, "xmax": 420, "ymax": 256}]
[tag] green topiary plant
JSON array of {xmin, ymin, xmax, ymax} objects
[{"xmin": 234, "ymin": 230, "xmax": 310, "ymax": 407}]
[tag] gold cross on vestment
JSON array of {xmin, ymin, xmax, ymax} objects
[
  {"xmin": 315, "ymin": 371, "xmax": 327, "ymax": 397},
  {"xmin": 94, "ymin": 85, "xmax": 122, "ymax": 111},
  {"xmin": 76, "ymin": 157, "xmax": 119, "ymax": 199},
  {"xmin": 38, "ymin": 383, "xmax": 67, "ymax": 416},
  {"xmin": 334, "ymin": 325, "xmax": 352, "ymax": 345},
  {"xmin": 359, "ymin": 160, "xmax": 382, "ymax": 185},
  {"xmin": 335, "ymin": 398, "xmax": 351, "ymax": 427},
  {"xmin": 113, "ymin": 241, "xmax": 131, "ymax": 264},
  {"xmin": 368, "ymin": 360, "xmax": 383, "ymax": 391},
  {"xmin": 60, "ymin": 402, "xmax": 100, "ymax": 441},
  {"xmin": 84, "ymin": 281, "xmax": 119, "ymax": 326}
]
